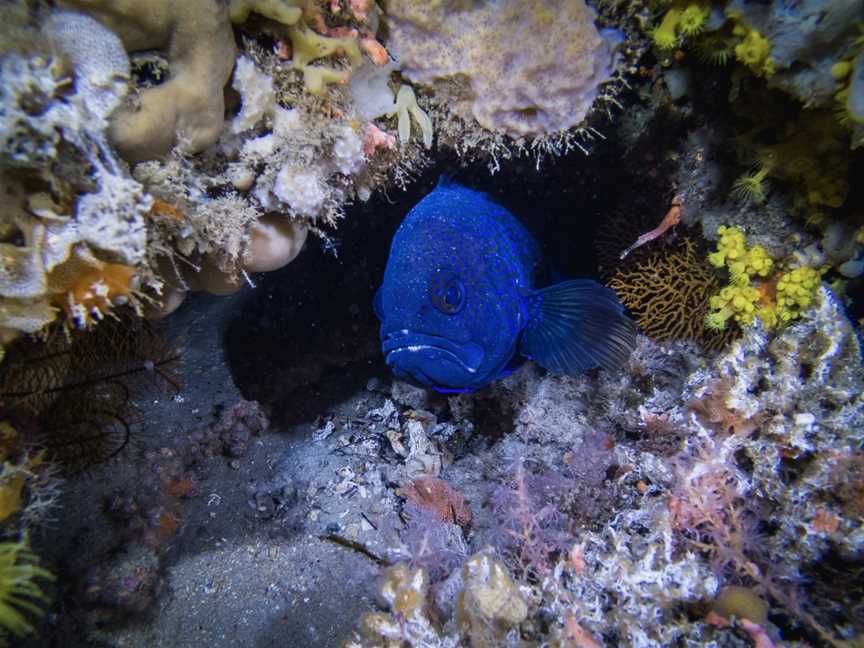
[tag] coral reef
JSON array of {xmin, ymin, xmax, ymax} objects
[
  {"xmin": 331, "ymin": 271, "xmax": 862, "ymax": 646},
  {"xmin": 1, "ymin": 0, "xmax": 863, "ymax": 646},
  {"xmin": 725, "ymin": 0, "xmax": 864, "ymax": 108},
  {"xmin": 0, "ymin": 0, "xmax": 435, "ymax": 350}
]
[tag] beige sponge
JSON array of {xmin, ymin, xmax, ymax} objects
[
  {"xmin": 59, "ymin": 0, "xmax": 237, "ymax": 163},
  {"xmin": 386, "ymin": 0, "xmax": 621, "ymax": 138}
]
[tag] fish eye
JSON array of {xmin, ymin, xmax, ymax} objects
[{"xmin": 428, "ymin": 268, "xmax": 465, "ymax": 315}]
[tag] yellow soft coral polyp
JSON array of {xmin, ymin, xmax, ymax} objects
[
  {"xmin": 708, "ymin": 225, "xmax": 773, "ymax": 284},
  {"xmin": 776, "ymin": 266, "xmax": 822, "ymax": 323},
  {"xmin": 730, "ymin": 21, "xmax": 775, "ymax": 77},
  {"xmin": 652, "ymin": 2, "xmax": 710, "ymax": 50},
  {"xmin": 706, "ymin": 226, "xmax": 821, "ymax": 331}
]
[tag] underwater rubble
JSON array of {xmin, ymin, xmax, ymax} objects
[{"xmin": 0, "ymin": 0, "xmax": 863, "ymax": 647}]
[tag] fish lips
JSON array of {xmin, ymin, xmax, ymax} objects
[{"xmin": 382, "ymin": 330, "xmax": 485, "ymax": 388}]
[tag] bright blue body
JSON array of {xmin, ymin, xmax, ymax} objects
[{"xmin": 375, "ymin": 181, "xmax": 636, "ymax": 392}]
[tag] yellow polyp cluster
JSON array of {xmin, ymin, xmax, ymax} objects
[
  {"xmin": 652, "ymin": 2, "xmax": 710, "ymax": 50},
  {"xmin": 706, "ymin": 283, "xmax": 761, "ymax": 329},
  {"xmin": 775, "ymin": 266, "xmax": 822, "ymax": 324},
  {"xmin": 679, "ymin": 4, "xmax": 710, "ymax": 36},
  {"xmin": 740, "ymin": 110, "xmax": 851, "ymax": 211},
  {"xmin": 706, "ymin": 226, "xmax": 822, "ymax": 331},
  {"xmin": 707, "ymin": 226, "xmax": 773, "ymax": 284},
  {"xmin": 732, "ymin": 24, "xmax": 775, "ymax": 77}
]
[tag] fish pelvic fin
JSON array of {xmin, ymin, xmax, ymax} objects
[{"xmin": 519, "ymin": 279, "xmax": 637, "ymax": 375}]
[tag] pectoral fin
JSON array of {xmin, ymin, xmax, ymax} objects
[{"xmin": 519, "ymin": 279, "xmax": 637, "ymax": 374}]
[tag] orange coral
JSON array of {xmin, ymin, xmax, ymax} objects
[
  {"xmin": 688, "ymin": 379, "xmax": 764, "ymax": 436},
  {"xmin": 402, "ymin": 477, "xmax": 472, "ymax": 528},
  {"xmin": 811, "ymin": 508, "xmax": 840, "ymax": 534},
  {"xmin": 360, "ymin": 37, "xmax": 388, "ymax": 64},
  {"xmin": 147, "ymin": 199, "xmax": 186, "ymax": 223},
  {"xmin": 54, "ymin": 263, "xmax": 137, "ymax": 329}
]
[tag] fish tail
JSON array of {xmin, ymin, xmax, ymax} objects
[{"xmin": 519, "ymin": 279, "xmax": 637, "ymax": 374}]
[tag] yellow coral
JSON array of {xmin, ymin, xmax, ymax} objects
[
  {"xmin": 775, "ymin": 266, "xmax": 822, "ymax": 324},
  {"xmin": 679, "ymin": 3, "xmax": 710, "ymax": 36},
  {"xmin": 733, "ymin": 25, "xmax": 775, "ymax": 77},
  {"xmin": 0, "ymin": 538, "xmax": 53, "ymax": 641},
  {"xmin": 741, "ymin": 110, "xmax": 851, "ymax": 210},
  {"xmin": 706, "ymin": 227, "xmax": 821, "ymax": 331},
  {"xmin": 652, "ymin": 2, "xmax": 710, "ymax": 49},
  {"xmin": 706, "ymin": 283, "xmax": 761, "ymax": 329},
  {"xmin": 707, "ymin": 226, "xmax": 773, "ymax": 284},
  {"xmin": 653, "ymin": 7, "xmax": 682, "ymax": 49}
]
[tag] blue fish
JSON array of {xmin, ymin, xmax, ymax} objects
[{"xmin": 374, "ymin": 181, "xmax": 637, "ymax": 392}]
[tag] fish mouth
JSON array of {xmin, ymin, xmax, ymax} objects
[{"xmin": 382, "ymin": 330, "xmax": 485, "ymax": 379}]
